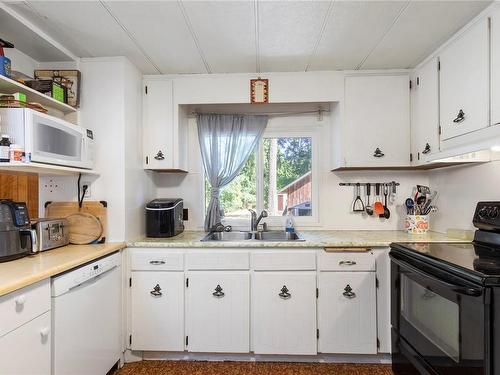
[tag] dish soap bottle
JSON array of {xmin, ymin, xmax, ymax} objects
[
  {"xmin": 285, "ymin": 210, "xmax": 295, "ymax": 233},
  {"xmin": 0, "ymin": 134, "xmax": 11, "ymax": 162}
]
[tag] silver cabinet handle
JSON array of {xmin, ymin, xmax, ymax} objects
[
  {"xmin": 279, "ymin": 285, "xmax": 291, "ymax": 300},
  {"xmin": 212, "ymin": 285, "xmax": 225, "ymax": 298},
  {"xmin": 343, "ymin": 284, "xmax": 356, "ymax": 299},
  {"xmin": 373, "ymin": 148, "xmax": 385, "ymax": 158},
  {"xmin": 421, "ymin": 143, "xmax": 431, "ymax": 154},
  {"xmin": 453, "ymin": 109, "xmax": 465, "ymax": 123},
  {"xmin": 154, "ymin": 150, "xmax": 165, "ymax": 160},
  {"xmin": 339, "ymin": 260, "xmax": 357, "ymax": 266},
  {"xmin": 150, "ymin": 284, "xmax": 163, "ymax": 297},
  {"xmin": 149, "ymin": 260, "xmax": 166, "ymax": 265}
]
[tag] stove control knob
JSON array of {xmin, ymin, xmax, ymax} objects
[
  {"xmin": 478, "ymin": 207, "xmax": 489, "ymax": 219},
  {"xmin": 489, "ymin": 207, "xmax": 499, "ymax": 219}
]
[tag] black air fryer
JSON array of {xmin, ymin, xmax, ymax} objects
[{"xmin": 146, "ymin": 199, "xmax": 184, "ymax": 238}]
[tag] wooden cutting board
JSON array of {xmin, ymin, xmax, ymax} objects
[
  {"xmin": 66, "ymin": 212, "xmax": 103, "ymax": 245},
  {"xmin": 44, "ymin": 201, "xmax": 107, "ymax": 243}
]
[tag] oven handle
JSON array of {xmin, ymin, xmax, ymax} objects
[{"xmin": 391, "ymin": 257, "xmax": 483, "ymax": 297}]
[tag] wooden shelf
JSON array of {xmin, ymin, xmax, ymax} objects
[
  {"xmin": 0, "ymin": 162, "xmax": 98, "ymax": 176},
  {"xmin": 0, "ymin": 75, "xmax": 76, "ymax": 114}
]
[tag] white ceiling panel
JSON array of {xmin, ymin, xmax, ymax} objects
[
  {"xmin": 361, "ymin": 1, "xmax": 492, "ymax": 69},
  {"xmin": 258, "ymin": 1, "xmax": 331, "ymax": 72},
  {"xmin": 308, "ymin": 1, "xmax": 408, "ymax": 70},
  {"xmin": 8, "ymin": 1, "xmax": 156, "ymax": 73},
  {"xmin": 182, "ymin": 1, "xmax": 256, "ymax": 73},
  {"xmin": 104, "ymin": 1, "xmax": 206, "ymax": 74}
]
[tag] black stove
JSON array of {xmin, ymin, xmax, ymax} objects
[{"xmin": 390, "ymin": 201, "xmax": 500, "ymax": 375}]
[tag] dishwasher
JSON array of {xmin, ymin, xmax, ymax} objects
[{"xmin": 51, "ymin": 252, "xmax": 122, "ymax": 375}]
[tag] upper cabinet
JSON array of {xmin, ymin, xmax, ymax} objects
[
  {"xmin": 332, "ymin": 74, "xmax": 410, "ymax": 170},
  {"xmin": 142, "ymin": 78, "xmax": 188, "ymax": 172},
  {"xmin": 411, "ymin": 57, "xmax": 440, "ymax": 164},
  {"xmin": 439, "ymin": 18, "xmax": 490, "ymax": 142},
  {"xmin": 492, "ymin": 8, "xmax": 500, "ymax": 127}
]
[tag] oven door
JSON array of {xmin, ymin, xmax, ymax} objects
[{"xmin": 391, "ymin": 253, "xmax": 490, "ymax": 375}]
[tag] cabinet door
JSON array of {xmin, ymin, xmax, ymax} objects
[
  {"xmin": 0, "ymin": 311, "xmax": 51, "ymax": 374},
  {"xmin": 318, "ymin": 272, "xmax": 376, "ymax": 354},
  {"xmin": 411, "ymin": 57, "xmax": 440, "ymax": 164},
  {"xmin": 186, "ymin": 271, "xmax": 249, "ymax": 353},
  {"xmin": 143, "ymin": 79, "xmax": 174, "ymax": 169},
  {"xmin": 492, "ymin": 9, "xmax": 500, "ymax": 127},
  {"xmin": 252, "ymin": 272, "xmax": 317, "ymax": 355},
  {"xmin": 439, "ymin": 18, "xmax": 489, "ymax": 140},
  {"xmin": 131, "ymin": 271, "xmax": 184, "ymax": 351},
  {"xmin": 344, "ymin": 75, "xmax": 411, "ymax": 167}
]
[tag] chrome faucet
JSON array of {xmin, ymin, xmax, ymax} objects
[{"xmin": 249, "ymin": 209, "xmax": 268, "ymax": 231}]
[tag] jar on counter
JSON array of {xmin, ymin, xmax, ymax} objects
[
  {"xmin": 9, "ymin": 144, "xmax": 24, "ymax": 162},
  {"xmin": 0, "ymin": 135, "xmax": 11, "ymax": 162}
]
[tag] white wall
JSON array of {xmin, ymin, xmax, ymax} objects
[
  {"xmin": 154, "ymin": 112, "xmax": 429, "ymax": 231},
  {"xmin": 428, "ymin": 161, "xmax": 500, "ymax": 233},
  {"xmin": 4, "ymin": 48, "xmax": 38, "ymax": 77}
]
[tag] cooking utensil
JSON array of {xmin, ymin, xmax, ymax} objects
[
  {"xmin": 422, "ymin": 191, "xmax": 438, "ymax": 214},
  {"xmin": 365, "ymin": 184, "xmax": 373, "ymax": 216},
  {"xmin": 66, "ymin": 212, "xmax": 103, "ymax": 245},
  {"xmin": 417, "ymin": 185, "xmax": 431, "ymax": 195},
  {"xmin": 381, "ymin": 184, "xmax": 391, "ymax": 219},
  {"xmin": 405, "ymin": 198, "xmax": 415, "ymax": 215},
  {"xmin": 373, "ymin": 183, "xmax": 385, "ymax": 215},
  {"xmin": 352, "ymin": 183, "xmax": 365, "ymax": 212}
]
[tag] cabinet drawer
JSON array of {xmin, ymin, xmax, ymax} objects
[
  {"xmin": 186, "ymin": 251, "xmax": 249, "ymax": 270},
  {"xmin": 252, "ymin": 251, "xmax": 316, "ymax": 271},
  {"xmin": 0, "ymin": 280, "xmax": 50, "ymax": 337},
  {"xmin": 130, "ymin": 249, "xmax": 184, "ymax": 271},
  {"xmin": 318, "ymin": 252, "xmax": 375, "ymax": 271}
]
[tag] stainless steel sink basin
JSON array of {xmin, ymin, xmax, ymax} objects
[
  {"xmin": 253, "ymin": 231, "xmax": 304, "ymax": 241},
  {"xmin": 201, "ymin": 231, "xmax": 253, "ymax": 242},
  {"xmin": 201, "ymin": 230, "xmax": 303, "ymax": 242}
]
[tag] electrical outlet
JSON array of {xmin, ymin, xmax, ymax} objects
[{"xmin": 82, "ymin": 181, "xmax": 91, "ymax": 198}]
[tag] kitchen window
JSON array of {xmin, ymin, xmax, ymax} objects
[{"xmin": 204, "ymin": 130, "xmax": 318, "ymax": 227}]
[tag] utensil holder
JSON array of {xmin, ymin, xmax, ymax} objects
[{"xmin": 405, "ymin": 215, "xmax": 429, "ymax": 234}]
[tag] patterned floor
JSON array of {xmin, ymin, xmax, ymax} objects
[{"xmin": 115, "ymin": 361, "xmax": 394, "ymax": 375}]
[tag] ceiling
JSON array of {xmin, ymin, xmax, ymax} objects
[{"xmin": 3, "ymin": 0, "xmax": 492, "ymax": 74}]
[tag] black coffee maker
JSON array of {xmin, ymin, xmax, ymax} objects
[{"xmin": 0, "ymin": 200, "xmax": 36, "ymax": 262}]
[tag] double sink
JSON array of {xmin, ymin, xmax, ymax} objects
[{"xmin": 201, "ymin": 230, "xmax": 303, "ymax": 242}]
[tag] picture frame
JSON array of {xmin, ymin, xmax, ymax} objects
[{"xmin": 250, "ymin": 78, "xmax": 269, "ymax": 104}]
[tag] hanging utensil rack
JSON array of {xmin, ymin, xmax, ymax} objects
[{"xmin": 339, "ymin": 182, "xmax": 400, "ymax": 187}]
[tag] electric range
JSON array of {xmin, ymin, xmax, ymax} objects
[{"xmin": 390, "ymin": 201, "xmax": 500, "ymax": 375}]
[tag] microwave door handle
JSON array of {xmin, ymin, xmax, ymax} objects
[{"xmin": 392, "ymin": 257, "xmax": 483, "ymax": 297}]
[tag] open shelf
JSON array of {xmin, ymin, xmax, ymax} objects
[
  {"xmin": 0, "ymin": 75, "xmax": 76, "ymax": 114},
  {"xmin": 0, "ymin": 162, "xmax": 98, "ymax": 176}
]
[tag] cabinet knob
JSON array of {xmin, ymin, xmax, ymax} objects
[
  {"xmin": 40, "ymin": 327, "xmax": 50, "ymax": 338},
  {"xmin": 15, "ymin": 295, "xmax": 26, "ymax": 306},
  {"xmin": 149, "ymin": 260, "xmax": 166, "ymax": 265},
  {"xmin": 339, "ymin": 260, "xmax": 357, "ymax": 266},
  {"xmin": 279, "ymin": 285, "xmax": 291, "ymax": 300},
  {"xmin": 212, "ymin": 285, "xmax": 225, "ymax": 298},
  {"xmin": 422, "ymin": 143, "xmax": 431, "ymax": 155},
  {"xmin": 343, "ymin": 284, "xmax": 356, "ymax": 299},
  {"xmin": 373, "ymin": 148, "xmax": 385, "ymax": 158},
  {"xmin": 150, "ymin": 284, "xmax": 163, "ymax": 297},
  {"xmin": 154, "ymin": 150, "xmax": 165, "ymax": 160},
  {"xmin": 453, "ymin": 109, "xmax": 465, "ymax": 123}
]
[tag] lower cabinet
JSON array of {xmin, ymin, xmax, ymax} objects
[
  {"xmin": 130, "ymin": 271, "xmax": 185, "ymax": 351},
  {"xmin": 0, "ymin": 311, "xmax": 51, "ymax": 374},
  {"xmin": 252, "ymin": 271, "xmax": 317, "ymax": 355},
  {"xmin": 318, "ymin": 271, "xmax": 377, "ymax": 354},
  {"xmin": 186, "ymin": 271, "xmax": 250, "ymax": 353}
]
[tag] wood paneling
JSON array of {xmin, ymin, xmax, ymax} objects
[{"xmin": 0, "ymin": 173, "xmax": 39, "ymax": 219}]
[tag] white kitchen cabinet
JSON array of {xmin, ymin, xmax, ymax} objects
[
  {"xmin": 252, "ymin": 271, "xmax": 317, "ymax": 355},
  {"xmin": 492, "ymin": 8, "xmax": 500, "ymax": 127},
  {"xmin": 318, "ymin": 271, "xmax": 377, "ymax": 354},
  {"xmin": 0, "ymin": 311, "xmax": 51, "ymax": 375},
  {"xmin": 411, "ymin": 57, "xmax": 440, "ymax": 164},
  {"xmin": 130, "ymin": 271, "xmax": 184, "ymax": 351},
  {"xmin": 439, "ymin": 18, "xmax": 489, "ymax": 141},
  {"xmin": 186, "ymin": 271, "xmax": 250, "ymax": 353},
  {"xmin": 334, "ymin": 74, "xmax": 411, "ymax": 169},
  {"xmin": 143, "ymin": 78, "xmax": 188, "ymax": 171}
]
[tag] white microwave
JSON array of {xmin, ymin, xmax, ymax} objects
[{"xmin": 0, "ymin": 108, "xmax": 94, "ymax": 169}]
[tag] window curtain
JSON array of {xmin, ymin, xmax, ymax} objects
[{"xmin": 197, "ymin": 113, "xmax": 268, "ymax": 231}]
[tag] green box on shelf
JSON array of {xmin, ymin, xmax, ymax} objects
[{"xmin": 51, "ymin": 83, "xmax": 65, "ymax": 103}]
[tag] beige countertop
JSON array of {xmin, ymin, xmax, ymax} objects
[
  {"xmin": 0, "ymin": 242, "xmax": 126, "ymax": 297},
  {"xmin": 129, "ymin": 230, "xmax": 469, "ymax": 249}
]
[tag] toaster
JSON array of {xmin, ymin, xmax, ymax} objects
[{"xmin": 33, "ymin": 218, "xmax": 70, "ymax": 252}]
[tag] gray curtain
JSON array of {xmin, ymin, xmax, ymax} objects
[{"xmin": 197, "ymin": 113, "xmax": 268, "ymax": 231}]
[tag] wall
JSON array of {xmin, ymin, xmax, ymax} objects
[
  {"xmin": 4, "ymin": 48, "xmax": 38, "ymax": 77},
  {"xmin": 154, "ymin": 112, "xmax": 429, "ymax": 231},
  {"xmin": 428, "ymin": 161, "xmax": 500, "ymax": 233}
]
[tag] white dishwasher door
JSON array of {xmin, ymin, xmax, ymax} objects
[{"xmin": 52, "ymin": 252, "xmax": 121, "ymax": 375}]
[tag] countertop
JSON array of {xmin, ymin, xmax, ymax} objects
[
  {"xmin": 129, "ymin": 230, "xmax": 469, "ymax": 249},
  {"xmin": 0, "ymin": 242, "xmax": 126, "ymax": 297}
]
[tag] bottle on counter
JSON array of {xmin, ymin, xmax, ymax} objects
[
  {"xmin": 285, "ymin": 209, "xmax": 295, "ymax": 233},
  {"xmin": 0, "ymin": 134, "xmax": 11, "ymax": 162}
]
